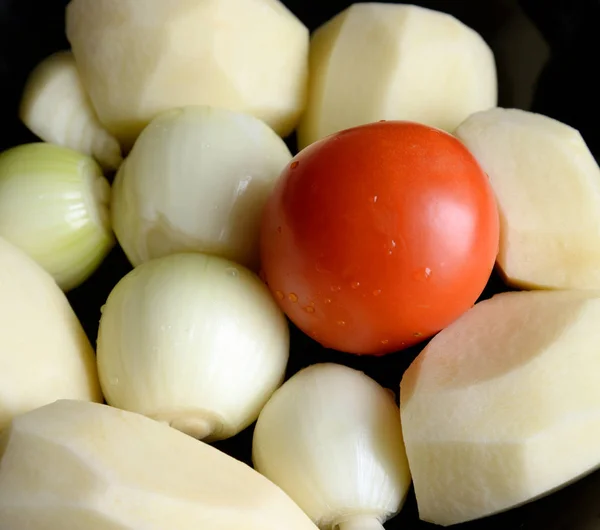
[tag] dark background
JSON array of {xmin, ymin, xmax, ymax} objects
[{"xmin": 1, "ymin": 0, "xmax": 600, "ymax": 528}]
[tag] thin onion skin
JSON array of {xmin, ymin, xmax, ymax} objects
[
  {"xmin": 111, "ymin": 105, "xmax": 292, "ymax": 271},
  {"xmin": 96, "ymin": 252, "xmax": 290, "ymax": 442},
  {"xmin": 0, "ymin": 143, "xmax": 115, "ymax": 291},
  {"xmin": 253, "ymin": 363, "xmax": 412, "ymax": 530}
]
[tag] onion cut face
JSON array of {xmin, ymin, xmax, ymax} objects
[
  {"xmin": 97, "ymin": 252, "xmax": 290, "ymax": 442},
  {"xmin": 0, "ymin": 143, "xmax": 115, "ymax": 291}
]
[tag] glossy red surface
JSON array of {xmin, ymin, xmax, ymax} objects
[{"xmin": 261, "ymin": 121, "xmax": 500, "ymax": 355}]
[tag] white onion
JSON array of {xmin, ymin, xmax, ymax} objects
[
  {"xmin": 96, "ymin": 252, "xmax": 290, "ymax": 441},
  {"xmin": 253, "ymin": 363, "xmax": 412, "ymax": 530},
  {"xmin": 20, "ymin": 51, "xmax": 122, "ymax": 171},
  {"xmin": 0, "ymin": 143, "xmax": 115, "ymax": 291},
  {"xmin": 111, "ymin": 105, "xmax": 292, "ymax": 270}
]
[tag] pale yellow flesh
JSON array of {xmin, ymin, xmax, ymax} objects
[
  {"xmin": 19, "ymin": 51, "xmax": 122, "ymax": 171},
  {"xmin": 455, "ymin": 107, "xmax": 600, "ymax": 290},
  {"xmin": 0, "ymin": 400, "xmax": 318, "ymax": 530},
  {"xmin": 0, "ymin": 238, "xmax": 102, "ymax": 431},
  {"xmin": 400, "ymin": 290, "xmax": 600, "ymax": 526},
  {"xmin": 65, "ymin": 0, "xmax": 309, "ymax": 148},
  {"xmin": 297, "ymin": 2, "xmax": 497, "ymax": 149}
]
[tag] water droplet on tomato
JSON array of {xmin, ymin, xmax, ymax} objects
[
  {"xmin": 291, "ymin": 161, "xmax": 300, "ymax": 169},
  {"xmin": 414, "ymin": 267, "xmax": 433, "ymax": 281},
  {"xmin": 330, "ymin": 285, "xmax": 342, "ymax": 292},
  {"xmin": 351, "ymin": 281, "xmax": 360, "ymax": 289},
  {"xmin": 275, "ymin": 291, "xmax": 284, "ymax": 300},
  {"xmin": 381, "ymin": 339, "xmax": 389, "ymax": 345},
  {"xmin": 337, "ymin": 320, "xmax": 346, "ymax": 327},
  {"xmin": 373, "ymin": 289, "xmax": 382, "ymax": 296},
  {"xmin": 289, "ymin": 293, "xmax": 298, "ymax": 302},
  {"xmin": 370, "ymin": 195, "xmax": 378, "ymax": 203},
  {"xmin": 324, "ymin": 298, "xmax": 332, "ymax": 304},
  {"xmin": 414, "ymin": 332, "xmax": 423, "ymax": 337},
  {"xmin": 304, "ymin": 306, "xmax": 315, "ymax": 314}
]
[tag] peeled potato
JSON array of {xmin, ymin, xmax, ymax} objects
[
  {"xmin": 0, "ymin": 237, "xmax": 101, "ymax": 431},
  {"xmin": 111, "ymin": 106, "xmax": 292, "ymax": 270},
  {"xmin": 66, "ymin": 0, "xmax": 309, "ymax": 148},
  {"xmin": 297, "ymin": 2, "xmax": 497, "ymax": 149},
  {"xmin": 455, "ymin": 107, "xmax": 600, "ymax": 290},
  {"xmin": 0, "ymin": 400, "xmax": 319, "ymax": 530},
  {"xmin": 400, "ymin": 290, "xmax": 600, "ymax": 526}
]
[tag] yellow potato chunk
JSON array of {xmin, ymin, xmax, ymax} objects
[
  {"xmin": 401, "ymin": 290, "xmax": 600, "ymax": 526},
  {"xmin": 0, "ymin": 400, "xmax": 318, "ymax": 530},
  {"xmin": 66, "ymin": 0, "xmax": 309, "ymax": 147},
  {"xmin": 298, "ymin": 3, "xmax": 497, "ymax": 149},
  {"xmin": 456, "ymin": 107, "xmax": 600, "ymax": 290}
]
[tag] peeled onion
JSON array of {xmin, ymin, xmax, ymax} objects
[
  {"xmin": 0, "ymin": 143, "xmax": 114, "ymax": 291},
  {"xmin": 253, "ymin": 363, "xmax": 412, "ymax": 529},
  {"xmin": 97, "ymin": 252, "xmax": 290, "ymax": 441},
  {"xmin": 19, "ymin": 51, "xmax": 122, "ymax": 171},
  {"xmin": 111, "ymin": 105, "xmax": 292, "ymax": 270}
]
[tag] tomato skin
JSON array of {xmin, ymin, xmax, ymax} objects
[{"xmin": 260, "ymin": 121, "xmax": 499, "ymax": 355}]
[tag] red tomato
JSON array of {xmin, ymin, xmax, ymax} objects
[{"xmin": 260, "ymin": 121, "xmax": 499, "ymax": 355}]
